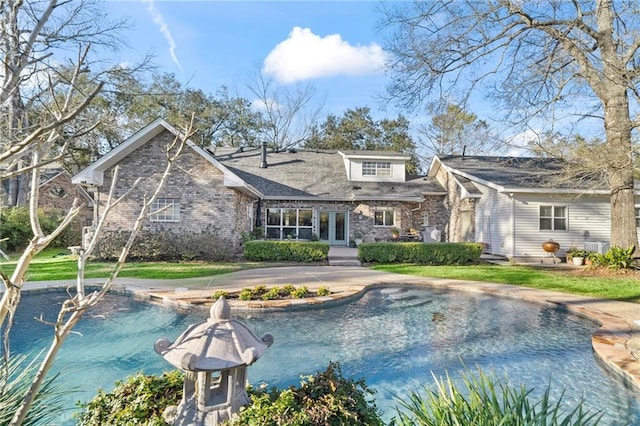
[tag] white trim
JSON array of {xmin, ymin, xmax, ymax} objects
[{"xmin": 71, "ymin": 118, "xmax": 262, "ymax": 198}]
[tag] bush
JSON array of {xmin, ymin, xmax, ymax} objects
[
  {"xmin": 291, "ymin": 285, "xmax": 309, "ymax": 299},
  {"xmin": 358, "ymin": 242, "xmax": 483, "ymax": 265},
  {"xmin": 93, "ymin": 228, "xmax": 234, "ymax": 261},
  {"xmin": 75, "ymin": 370, "xmax": 183, "ymax": 426},
  {"xmin": 392, "ymin": 367, "xmax": 601, "ymax": 426},
  {"xmin": 317, "ymin": 286, "xmax": 331, "ymax": 296},
  {"xmin": 0, "ymin": 207, "xmax": 81, "ymax": 251},
  {"xmin": 228, "ymin": 362, "xmax": 383, "ymax": 426},
  {"xmin": 589, "ymin": 245, "xmax": 637, "ymax": 270},
  {"xmin": 243, "ymin": 240, "xmax": 329, "ymax": 262}
]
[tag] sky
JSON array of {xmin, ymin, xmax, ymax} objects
[{"xmin": 103, "ymin": 0, "xmax": 402, "ymax": 120}]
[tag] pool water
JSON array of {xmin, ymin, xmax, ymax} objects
[{"xmin": 7, "ymin": 286, "xmax": 640, "ymax": 425}]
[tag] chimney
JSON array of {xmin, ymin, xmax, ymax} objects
[{"xmin": 260, "ymin": 141, "xmax": 268, "ymax": 168}]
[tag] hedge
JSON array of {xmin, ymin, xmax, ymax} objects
[
  {"xmin": 93, "ymin": 229, "xmax": 234, "ymax": 261},
  {"xmin": 358, "ymin": 242, "xmax": 483, "ymax": 265},
  {"xmin": 243, "ymin": 240, "xmax": 329, "ymax": 262}
]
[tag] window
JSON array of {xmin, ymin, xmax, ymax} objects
[
  {"xmin": 539, "ymin": 205, "xmax": 566, "ymax": 231},
  {"xmin": 421, "ymin": 212, "xmax": 429, "ymax": 227},
  {"xmin": 150, "ymin": 198, "xmax": 180, "ymax": 222},
  {"xmin": 374, "ymin": 210, "xmax": 395, "ymax": 227},
  {"xmin": 636, "ymin": 207, "xmax": 640, "ymax": 227},
  {"xmin": 362, "ymin": 161, "xmax": 391, "ymax": 177},
  {"xmin": 266, "ymin": 208, "xmax": 313, "ymax": 239}
]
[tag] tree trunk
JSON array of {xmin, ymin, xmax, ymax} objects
[{"xmin": 603, "ymin": 91, "xmax": 638, "ymax": 250}]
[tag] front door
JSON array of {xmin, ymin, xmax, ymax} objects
[{"xmin": 319, "ymin": 211, "xmax": 347, "ymax": 245}]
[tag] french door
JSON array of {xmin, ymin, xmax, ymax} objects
[{"xmin": 319, "ymin": 211, "xmax": 347, "ymax": 245}]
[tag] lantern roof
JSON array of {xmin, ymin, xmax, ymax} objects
[{"xmin": 155, "ymin": 297, "xmax": 273, "ymax": 372}]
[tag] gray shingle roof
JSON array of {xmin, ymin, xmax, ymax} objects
[
  {"xmin": 211, "ymin": 148, "xmax": 444, "ymax": 200},
  {"xmin": 436, "ymin": 155, "xmax": 610, "ymax": 191}
]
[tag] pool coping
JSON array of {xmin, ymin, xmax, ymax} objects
[{"xmin": 19, "ymin": 266, "xmax": 640, "ymax": 392}]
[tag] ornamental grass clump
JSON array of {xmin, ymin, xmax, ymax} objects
[{"xmin": 392, "ymin": 367, "xmax": 601, "ymax": 426}]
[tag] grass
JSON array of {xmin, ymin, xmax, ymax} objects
[
  {"xmin": 0, "ymin": 247, "xmax": 263, "ymax": 281},
  {"xmin": 2, "ymin": 247, "xmax": 640, "ymax": 304},
  {"xmin": 372, "ymin": 263, "xmax": 640, "ymax": 303}
]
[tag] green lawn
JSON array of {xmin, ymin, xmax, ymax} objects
[
  {"xmin": 0, "ymin": 248, "xmax": 263, "ymax": 281},
  {"xmin": 372, "ymin": 263, "xmax": 640, "ymax": 303},
  {"xmin": 2, "ymin": 248, "xmax": 639, "ymax": 304}
]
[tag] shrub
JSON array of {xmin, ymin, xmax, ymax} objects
[
  {"xmin": 292, "ymin": 286, "xmax": 308, "ymax": 299},
  {"xmin": 228, "ymin": 362, "xmax": 383, "ymax": 426},
  {"xmin": 243, "ymin": 240, "xmax": 329, "ymax": 262},
  {"xmin": 75, "ymin": 370, "xmax": 183, "ymax": 426},
  {"xmin": 93, "ymin": 228, "xmax": 234, "ymax": 261},
  {"xmin": 358, "ymin": 242, "xmax": 483, "ymax": 265},
  {"xmin": 212, "ymin": 290, "xmax": 229, "ymax": 300},
  {"xmin": 599, "ymin": 245, "xmax": 636, "ymax": 269},
  {"xmin": 280, "ymin": 284, "xmax": 296, "ymax": 296},
  {"xmin": 0, "ymin": 207, "xmax": 81, "ymax": 251},
  {"xmin": 317, "ymin": 286, "xmax": 331, "ymax": 296},
  {"xmin": 239, "ymin": 288, "xmax": 253, "ymax": 301},
  {"xmin": 262, "ymin": 287, "xmax": 281, "ymax": 300},
  {"xmin": 392, "ymin": 367, "xmax": 601, "ymax": 426}
]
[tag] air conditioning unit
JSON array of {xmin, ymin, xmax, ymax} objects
[{"xmin": 583, "ymin": 241, "xmax": 609, "ymax": 254}]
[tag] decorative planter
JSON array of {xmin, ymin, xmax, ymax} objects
[{"xmin": 572, "ymin": 257, "xmax": 584, "ymax": 266}]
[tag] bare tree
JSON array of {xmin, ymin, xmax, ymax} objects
[
  {"xmin": 246, "ymin": 71, "xmax": 323, "ymax": 150},
  {"xmin": 8, "ymin": 121, "xmax": 192, "ymax": 425},
  {"xmin": 0, "ymin": 0, "xmax": 152, "ymax": 202},
  {"xmin": 0, "ymin": 1, "xmax": 172, "ymax": 423},
  {"xmin": 381, "ymin": 0, "xmax": 640, "ymax": 249},
  {"xmin": 418, "ymin": 103, "xmax": 497, "ymax": 158}
]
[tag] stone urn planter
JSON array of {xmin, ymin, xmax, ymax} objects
[{"xmin": 572, "ymin": 256, "xmax": 584, "ymax": 266}]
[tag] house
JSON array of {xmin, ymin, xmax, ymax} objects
[
  {"xmin": 72, "ymin": 118, "xmax": 449, "ymax": 253},
  {"xmin": 38, "ymin": 169, "xmax": 94, "ymax": 222},
  {"xmin": 428, "ymin": 155, "xmax": 640, "ymax": 259}
]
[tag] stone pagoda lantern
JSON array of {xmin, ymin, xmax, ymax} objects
[{"xmin": 155, "ymin": 297, "xmax": 273, "ymax": 426}]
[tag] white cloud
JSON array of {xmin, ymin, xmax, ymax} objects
[
  {"xmin": 143, "ymin": 0, "xmax": 181, "ymax": 69},
  {"xmin": 263, "ymin": 27, "xmax": 387, "ymax": 83}
]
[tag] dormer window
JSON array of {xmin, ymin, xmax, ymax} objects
[{"xmin": 362, "ymin": 161, "xmax": 391, "ymax": 176}]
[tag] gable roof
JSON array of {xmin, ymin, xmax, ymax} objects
[
  {"xmin": 73, "ymin": 118, "xmax": 445, "ymax": 202},
  {"xmin": 428, "ymin": 155, "xmax": 627, "ymax": 194},
  {"xmin": 212, "ymin": 148, "xmax": 443, "ymax": 201},
  {"xmin": 72, "ymin": 118, "xmax": 260, "ymax": 196}
]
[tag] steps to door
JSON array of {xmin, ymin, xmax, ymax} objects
[{"xmin": 328, "ymin": 247, "xmax": 361, "ymax": 266}]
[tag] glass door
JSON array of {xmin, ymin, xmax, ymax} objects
[{"xmin": 319, "ymin": 211, "xmax": 347, "ymax": 245}]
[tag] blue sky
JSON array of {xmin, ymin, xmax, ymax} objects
[{"xmin": 104, "ymin": 1, "xmax": 398, "ymax": 119}]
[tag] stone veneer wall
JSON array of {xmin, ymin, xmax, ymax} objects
[
  {"xmin": 433, "ymin": 165, "xmax": 476, "ymax": 242},
  {"xmin": 96, "ymin": 130, "xmax": 252, "ymax": 251},
  {"xmin": 262, "ymin": 198, "xmax": 447, "ymax": 243}
]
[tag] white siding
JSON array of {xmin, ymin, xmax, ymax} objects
[
  {"xmin": 475, "ymin": 183, "xmax": 513, "ymax": 257},
  {"xmin": 512, "ymin": 194, "xmax": 611, "ymax": 257},
  {"xmin": 348, "ymin": 159, "xmax": 406, "ymax": 182}
]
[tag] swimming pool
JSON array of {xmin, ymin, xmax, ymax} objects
[{"xmin": 8, "ymin": 286, "xmax": 640, "ymax": 424}]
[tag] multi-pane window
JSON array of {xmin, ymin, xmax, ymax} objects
[
  {"xmin": 636, "ymin": 207, "xmax": 640, "ymax": 227},
  {"xmin": 421, "ymin": 212, "xmax": 429, "ymax": 227},
  {"xmin": 362, "ymin": 161, "xmax": 391, "ymax": 176},
  {"xmin": 539, "ymin": 205, "xmax": 567, "ymax": 231},
  {"xmin": 374, "ymin": 210, "xmax": 395, "ymax": 227},
  {"xmin": 266, "ymin": 208, "xmax": 313, "ymax": 239},
  {"xmin": 150, "ymin": 198, "xmax": 180, "ymax": 222}
]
